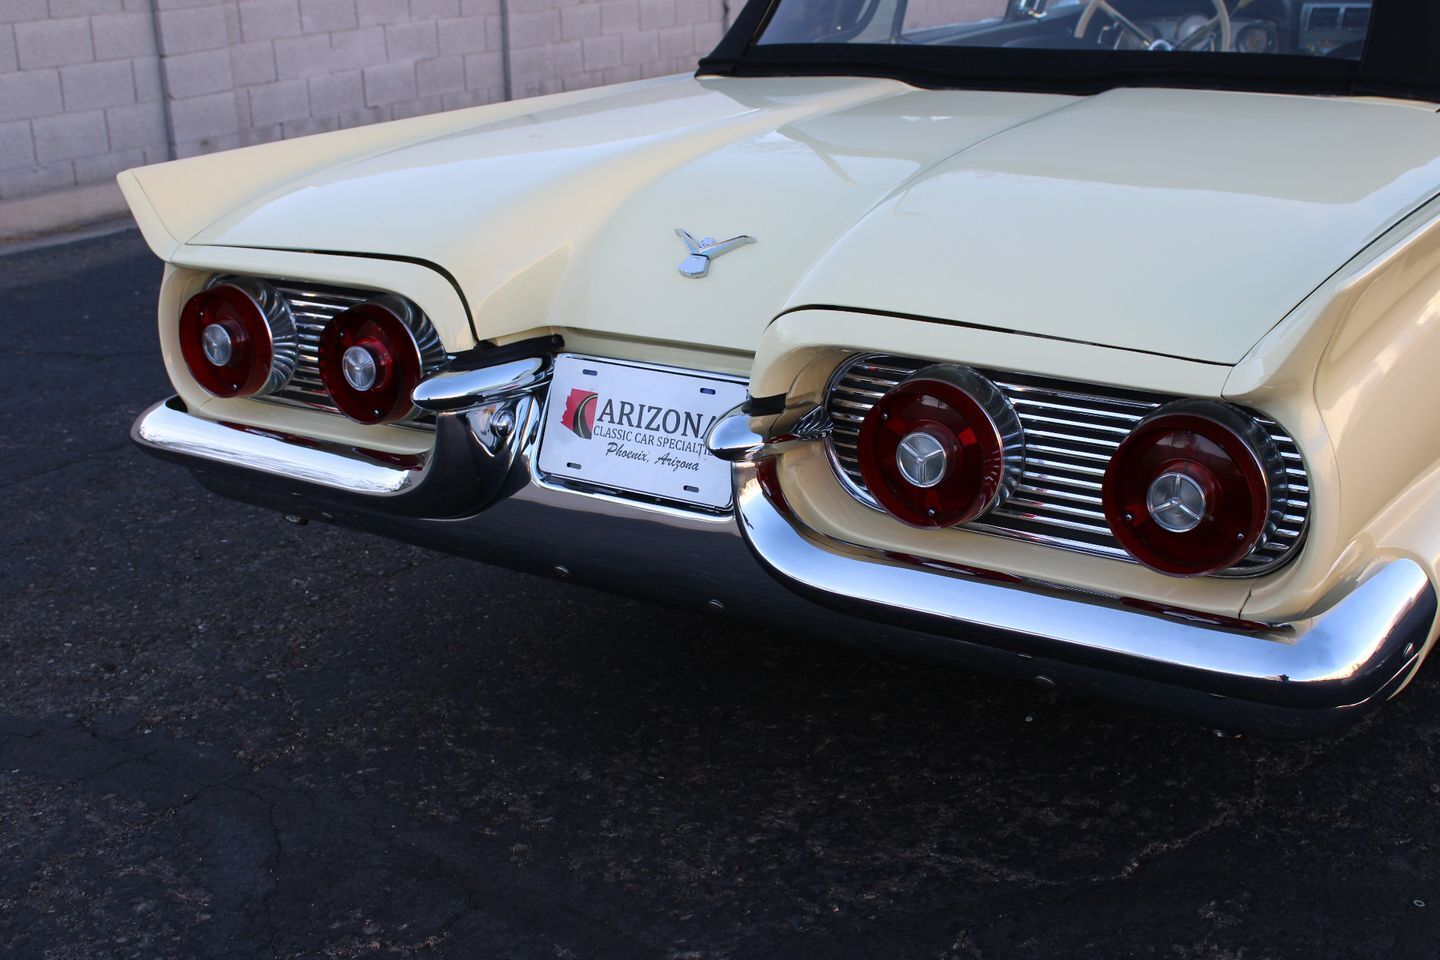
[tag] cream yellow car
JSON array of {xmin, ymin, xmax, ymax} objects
[{"xmin": 127, "ymin": 0, "xmax": 1440, "ymax": 735}]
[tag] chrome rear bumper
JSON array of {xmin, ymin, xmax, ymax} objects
[{"xmin": 133, "ymin": 379, "xmax": 1437, "ymax": 737}]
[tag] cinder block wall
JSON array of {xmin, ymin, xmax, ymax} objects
[
  {"xmin": 0, "ymin": 0, "xmax": 728, "ymax": 210},
  {"xmin": 1, "ymin": 1, "xmax": 169, "ymax": 201}
]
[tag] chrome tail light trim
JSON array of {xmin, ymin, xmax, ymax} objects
[
  {"xmin": 222, "ymin": 278, "xmax": 451, "ymax": 424},
  {"xmin": 202, "ymin": 275, "xmax": 300, "ymax": 396},
  {"xmin": 824, "ymin": 354, "xmax": 1311, "ymax": 577}
]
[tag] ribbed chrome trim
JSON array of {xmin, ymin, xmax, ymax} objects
[
  {"xmin": 824, "ymin": 354, "xmax": 1311, "ymax": 577},
  {"xmin": 223, "ymin": 278, "xmax": 450, "ymax": 427},
  {"xmin": 204, "ymin": 275, "xmax": 299, "ymax": 396}
]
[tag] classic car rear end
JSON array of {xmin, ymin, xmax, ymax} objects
[{"xmin": 126, "ymin": 0, "xmax": 1440, "ymax": 735}]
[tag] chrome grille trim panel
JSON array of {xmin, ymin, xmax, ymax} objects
[
  {"xmin": 235, "ymin": 278, "xmax": 450, "ymax": 426},
  {"xmin": 824, "ymin": 354, "xmax": 1311, "ymax": 577}
]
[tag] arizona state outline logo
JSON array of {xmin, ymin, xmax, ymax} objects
[{"xmin": 560, "ymin": 388, "xmax": 599, "ymax": 439}]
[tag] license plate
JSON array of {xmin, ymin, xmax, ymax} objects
[{"xmin": 537, "ymin": 355, "xmax": 748, "ymax": 509}]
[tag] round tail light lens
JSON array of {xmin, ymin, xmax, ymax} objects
[
  {"xmin": 318, "ymin": 299, "xmax": 423, "ymax": 424},
  {"xmin": 1102, "ymin": 401, "xmax": 1281, "ymax": 577},
  {"xmin": 178, "ymin": 280, "xmax": 296, "ymax": 398},
  {"xmin": 857, "ymin": 365, "xmax": 1022, "ymax": 529}
]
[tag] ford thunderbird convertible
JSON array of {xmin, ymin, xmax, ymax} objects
[{"xmin": 125, "ymin": 0, "xmax": 1440, "ymax": 735}]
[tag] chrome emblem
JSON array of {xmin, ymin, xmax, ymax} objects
[
  {"xmin": 342, "ymin": 345, "xmax": 378, "ymax": 391},
  {"xmin": 896, "ymin": 431, "xmax": 949, "ymax": 489},
  {"xmin": 200, "ymin": 323, "xmax": 233, "ymax": 366},
  {"xmin": 675, "ymin": 228, "xmax": 756, "ymax": 279},
  {"xmin": 1146, "ymin": 470, "xmax": 1207, "ymax": 533}
]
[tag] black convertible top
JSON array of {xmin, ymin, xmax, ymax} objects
[{"xmin": 698, "ymin": 0, "xmax": 1440, "ymax": 102}]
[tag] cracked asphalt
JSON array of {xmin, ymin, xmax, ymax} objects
[{"xmin": 4, "ymin": 228, "xmax": 1440, "ymax": 959}]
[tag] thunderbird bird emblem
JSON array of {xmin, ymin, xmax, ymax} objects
[{"xmin": 675, "ymin": 228, "xmax": 756, "ymax": 278}]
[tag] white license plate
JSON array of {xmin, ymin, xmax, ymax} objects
[{"xmin": 537, "ymin": 355, "xmax": 748, "ymax": 509}]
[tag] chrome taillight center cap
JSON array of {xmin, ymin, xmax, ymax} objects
[
  {"xmin": 1147, "ymin": 470, "xmax": 1207, "ymax": 533},
  {"xmin": 201, "ymin": 323, "xmax": 233, "ymax": 366},
  {"xmin": 342, "ymin": 345, "xmax": 379, "ymax": 391},
  {"xmin": 896, "ymin": 430, "xmax": 949, "ymax": 488}
]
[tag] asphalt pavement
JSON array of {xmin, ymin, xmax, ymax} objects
[{"xmin": 4, "ymin": 229, "xmax": 1440, "ymax": 959}]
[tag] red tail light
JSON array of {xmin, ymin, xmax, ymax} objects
[
  {"xmin": 317, "ymin": 299, "xmax": 423, "ymax": 424},
  {"xmin": 178, "ymin": 281, "xmax": 295, "ymax": 398},
  {"xmin": 1101, "ymin": 401, "xmax": 1278, "ymax": 577},
  {"xmin": 856, "ymin": 365, "xmax": 1021, "ymax": 529}
]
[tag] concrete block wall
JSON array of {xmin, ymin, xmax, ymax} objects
[
  {"xmin": 1, "ymin": 0, "xmax": 170, "ymax": 203},
  {"xmin": 0, "ymin": 0, "xmax": 728, "ymax": 211}
]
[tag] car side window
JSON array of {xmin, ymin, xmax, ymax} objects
[{"xmin": 903, "ymin": 0, "xmax": 1007, "ymax": 35}]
